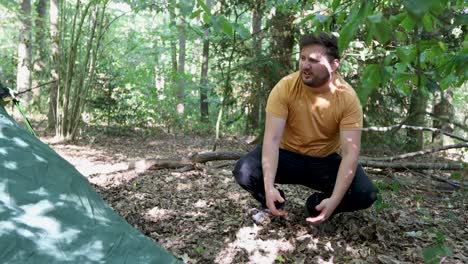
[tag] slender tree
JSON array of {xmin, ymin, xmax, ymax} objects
[
  {"xmin": 199, "ymin": 0, "xmax": 212, "ymax": 122},
  {"xmin": 16, "ymin": 0, "xmax": 32, "ymax": 100},
  {"xmin": 176, "ymin": 18, "xmax": 186, "ymax": 116},
  {"xmin": 32, "ymin": 0, "xmax": 48, "ymax": 108},
  {"xmin": 246, "ymin": 3, "xmax": 262, "ymax": 133},
  {"xmin": 48, "ymin": 0, "xmax": 60, "ymax": 131}
]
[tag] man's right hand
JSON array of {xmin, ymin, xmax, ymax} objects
[{"xmin": 265, "ymin": 188, "xmax": 286, "ymax": 216}]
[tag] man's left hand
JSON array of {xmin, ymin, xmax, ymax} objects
[{"xmin": 305, "ymin": 197, "xmax": 340, "ymax": 225}]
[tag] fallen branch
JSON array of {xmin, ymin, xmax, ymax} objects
[
  {"xmin": 129, "ymin": 151, "xmax": 244, "ymax": 172},
  {"xmin": 360, "ymin": 143, "xmax": 468, "ymax": 162},
  {"xmin": 127, "ymin": 148, "xmax": 464, "ymax": 172},
  {"xmin": 362, "ymin": 125, "xmax": 467, "ymax": 142},
  {"xmin": 410, "ymin": 171, "xmax": 467, "ymax": 189},
  {"xmin": 360, "ymin": 160, "xmax": 463, "ymax": 170}
]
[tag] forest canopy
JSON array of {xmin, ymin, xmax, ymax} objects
[{"xmin": 0, "ymin": 0, "xmax": 466, "ymax": 150}]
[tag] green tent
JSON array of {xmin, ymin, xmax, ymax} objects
[{"xmin": 0, "ymin": 105, "xmax": 182, "ymax": 264}]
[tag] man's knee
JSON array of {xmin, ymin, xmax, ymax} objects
[
  {"xmin": 361, "ymin": 189, "xmax": 378, "ymax": 209},
  {"xmin": 232, "ymin": 157, "xmax": 258, "ymax": 187}
]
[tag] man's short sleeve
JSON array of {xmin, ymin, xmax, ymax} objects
[
  {"xmin": 265, "ymin": 81, "xmax": 289, "ymax": 119},
  {"xmin": 339, "ymin": 95, "xmax": 363, "ymax": 130}
]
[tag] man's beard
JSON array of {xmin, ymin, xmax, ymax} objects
[{"xmin": 301, "ymin": 71, "xmax": 330, "ymax": 88}]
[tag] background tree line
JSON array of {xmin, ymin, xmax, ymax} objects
[{"xmin": 0, "ymin": 0, "xmax": 466, "ymax": 151}]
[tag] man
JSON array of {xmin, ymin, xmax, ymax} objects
[{"xmin": 233, "ymin": 32, "xmax": 378, "ymax": 225}]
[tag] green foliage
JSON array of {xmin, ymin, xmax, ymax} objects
[
  {"xmin": 422, "ymin": 229, "xmax": 452, "ymax": 264},
  {"xmin": 358, "ymin": 64, "xmax": 382, "ymax": 104},
  {"xmin": 338, "ymin": 0, "xmax": 371, "ymax": 54},
  {"xmin": 373, "ymin": 191, "xmax": 390, "ymax": 213},
  {"xmin": 2, "ymin": 0, "xmax": 466, "ymax": 142}
]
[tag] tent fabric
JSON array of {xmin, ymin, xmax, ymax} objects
[{"xmin": 0, "ymin": 105, "xmax": 182, "ymax": 264}]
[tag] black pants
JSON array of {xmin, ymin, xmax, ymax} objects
[{"xmin": 233, "ymin": 146, "xmax": 378, "ymax": 214}]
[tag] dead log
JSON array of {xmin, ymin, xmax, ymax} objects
[
  {"xmin": 129, "ymin": 151, "xmax": 244, "ymax": 172},
  {"xmin": 360, "ymin": 160, "xmax": 463, "ymax": 170},
  {"xmin": 128, "ymin": 148, "xmax": 464, "ymax": 172},
  {"xmin": 360, "ymin": 143, "xmax": 468, "ymax": 162},
  {"xmin": 362, "ymin": 125, "xmax": 467, "ymax": 142}
]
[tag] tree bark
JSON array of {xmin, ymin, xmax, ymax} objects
[
  {"xmin": 16, "ymin": 0, "xmax": 32, "ymax": 103},
  {"xmin": 69, "ymin": 5, "xmax": 99, "ymax": 139},
  {"xmin": 246, "ymin": 5, "xmax": 262, "ymax": 134},
  {"xmin": 406, "ymin": 27, "xmax": 427, "ymax": 151},
  {"xmin": 199, "ymin": 0, "xmax": 211, "ymax": 122},
  {"xmin": 176, "ymin": 18, "xmax": 186, "ymax": 116},
  {"xmin": 32, "ymin": 0, "xmax": 48, "ymax": 108},
  {"xmin": 48, "ymin": 0, "xmax": 60, "ymax": 131},
  {"xmin": 432, "ymin": 89, "xmax": 455, "ymax": 145}
]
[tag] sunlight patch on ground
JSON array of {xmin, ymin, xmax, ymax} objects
[
  {"xmin": 144, "ymin": 207, "xmax": 175, "ymax": 222},
  {"xmin": 215, "ymin": 225, "xmax": 294, "ymax": 264}
]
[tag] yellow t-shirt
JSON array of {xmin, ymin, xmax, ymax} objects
[{"xmin": 265, "ymin": 71, "xmax": 363, "ymax": 157}]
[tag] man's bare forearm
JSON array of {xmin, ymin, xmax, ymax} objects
[
  {"xmin": 262, "ymin": 143, "xmax": 279, "ymax": 192},
  {"xmin": 331, "ymin": 153, "xmax": 358, "ymax": 202}
]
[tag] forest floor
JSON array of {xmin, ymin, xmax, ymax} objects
[{"xmin": 40, "ymin": 128, "xmax": 467, "ymax": 264}]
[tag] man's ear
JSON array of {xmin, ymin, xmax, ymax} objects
[{"xmin": 331, "ymin": 59, "xmax": 340, "ymax": 72}]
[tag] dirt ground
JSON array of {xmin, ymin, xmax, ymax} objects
[{"xmin": 42, "ymin": 131, "xmax": 467, "ymax": 264}]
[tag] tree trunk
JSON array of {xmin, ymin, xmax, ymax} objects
[
  {"xmin": 31, "ymin": 0, "xmax": 48, "ymax": 109},
  {"xmin": 246, "ymin": 6, "xmax": 262, "ymax": 134},
  {"xmin": 406, "ymin": 32, "xmax": 427, "ymax": 151},
  {"xmin": 199, "ymin": 0, "xmax": 211, "ymax": 122},
  {"xmin": 58, "ymin": 1, "xmax": 93, "ymax": 140},
  {"xmin": 176, "ymin": 18, "xmax": 186, "ymax": 116},
  {"xmin": 432, "ymin": 89, "xmax": 455, "ymax": 145},
  {"xmin": 16, "ymin": 0, "xmax": 32, "ymax": 102},
  {"xmin": 69, "ymin": 5, "xmax": 99, "ymax": 140},
  {"xmin": 407, "ymin": 87, "xmax": 428, "ymax": 150},
  {"xmin": 48, "ymin": 0, "xmax": 60, "ymax": 131},
  {"xmin": 269, "ymin": 10, "xmax": 295, "ymax": 81}
]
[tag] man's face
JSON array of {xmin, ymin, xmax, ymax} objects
[{"xmin": 299, "ymin": 44, "xmax": 336, "ymax": 88}]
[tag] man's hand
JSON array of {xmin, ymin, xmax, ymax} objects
[
  {"xmin": 305, "ymin": 197, "xmax": 339, "ymax": 224},
  {"xmin": 265, "ymin": 188, "xmax": 286, "ymax": 216}
]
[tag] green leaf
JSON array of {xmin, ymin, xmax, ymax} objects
[
  {"xmin": 190, "ymin": 9, "xmax": 203, "ymax": 19},
  {"xmin": 396, "ymin": 45, "xmax": 416, "ymax": 64},
  {"xmin": 202, "ymin": 12, "xmax": 211, "ymax": 24},
  {"xmin": 370, "ymin": 16, "xmax": 392, "ymax": 44},
  {"xmin": 401, "ymin": 15, "xmax": 415, "ymax": 31},
  {"xmin": 276, "ymin": 255, "xmax": 286, "ymax": 263},
  {"xmin": 179, "ymin": 0, "xmax": 195, "ymax": 17},
  {"xmin": 440, "ymin": 74, "xmax": 456, "ymax": 89},
  {"xmin": 450, "ymin": 172, "xmax": 462, "ymax": 180},
  {"xmin": 220, "ymin": 16, "xmax": 234, "ymax": 37},
  {"xmin": 338, "ymin": 0, "xmax": 370, "ymax": 52},
  {"xmin": 394, "ymin": 73, "xmax": 412, "ymax": 95},
  {"xmin": 197, "ymin": 0, "xmax": 210, "ymax": 14},
  {"xmin": 422, "ymin": 244, "xmax": 452, "ymax": 264},
  {"xmin": 423, "ymin": 13, "xmax": 433, "ymax": 32},
  {"xmin": 298, "ymin": 14, "xmax": 315, "ymax": 26},
  {"xmin": 403, "ymin": 0, "xmax": 436, "ymax": 22},
  {"xmin": 367, "ymin": 12, "xmax": 383, "ymax": 23},
  {"xmin": 331, "ymin": 0, "xmax": 341, "ymax": 12},
  {"xmin": 234, "ymin": 23, "xmax": 250, "ymax": 39},
  {"xmin": 358, "ymin": 64, "xmax": 381, "ymax": 104},
  {"xmin": 395, "ymin": 31, "xmax": 407, "ymax": 42},
  {"xmin": 389, "ymin": 13, "xmax": 406, "ymax": 26},
  {"xmin": 195, "ymin": 246, "xmax": 205, "ymax": 255}
]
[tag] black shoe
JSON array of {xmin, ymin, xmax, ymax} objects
[{"xmin": 305, "ymin": 192, "xmax": 324, "ymax": 217}]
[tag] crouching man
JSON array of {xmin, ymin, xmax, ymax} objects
[{"xmin": 233, "ymin": 32, "xmax": 378, "ymax": 225}]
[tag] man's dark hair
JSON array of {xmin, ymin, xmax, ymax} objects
[{"xmin": 299, "ymin": 32, "xmax": 340, "ymax": 61}]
